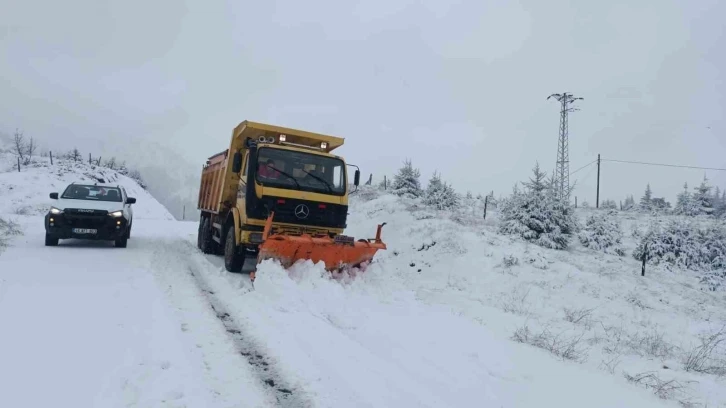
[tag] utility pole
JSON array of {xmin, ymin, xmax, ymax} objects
[
  {"xmin": 547, "ymin": 92, "xmax": 583, "ymax": 203},
  {"xmin": 596, "ymin": 154, "xmax": 601, "ymax": 208}
]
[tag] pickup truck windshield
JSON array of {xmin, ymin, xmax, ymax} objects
[
  {"xmin": 61, "ymin": 185, "xmax": 123, "ymax": 202},
  {"xmin": 256, "ymin": 147, "xmax": 346, "ymax": 195}
]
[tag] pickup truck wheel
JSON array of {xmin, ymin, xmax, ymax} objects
[
  {"xmin": 45, "ymin": 233, "xmax": 59, "ymax": 247},
  {"xmin": 115, "ymin": 237, "xmax": 128, "ymax": 248},
  {"xmin": 224, "ymin": 225, "xmax": 244, "ymax": 273}
]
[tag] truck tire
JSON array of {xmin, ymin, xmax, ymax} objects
[
  {"xmin": 200, "ymin": 218, "xmax": 216, "ymax": 254},
  {"xmin": 197, "ymin": 218, "xmax": 204, "ymax": 249},
  {"xmin": 45, "ymin": 233, "xmax": 59, "ymax": 247},
  {"xmin": 224, "ymin": 225, "xmax": 244, "ymax": 273}
]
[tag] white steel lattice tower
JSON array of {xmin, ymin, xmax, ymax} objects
[{"xmin": 547, "ymin": 92, "xmax": 583, "ymax": 202}]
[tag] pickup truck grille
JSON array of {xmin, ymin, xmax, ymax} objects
[{"xmin": 63, "ymin": 208, "xmax": 111, "ymax": 228}]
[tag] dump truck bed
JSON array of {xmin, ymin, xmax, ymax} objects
[{"xmin": 198, "ymin": 150, "xmax": 229, "ymax": 213}]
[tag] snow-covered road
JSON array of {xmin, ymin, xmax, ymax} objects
[
  {"xmin": 0, "ymin": 214, "xmax": 674, "ymax": 408},
  {"xmin": 0, "ymin": 216, "xmax": 272, "ymax": 408}
]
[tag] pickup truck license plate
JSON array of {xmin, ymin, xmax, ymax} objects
[{"xmin": 73, "ymin": 228, "xmax": 97, "ymax": 234}]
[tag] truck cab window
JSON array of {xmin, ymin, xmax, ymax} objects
[{"xmin": 256, "ymin": 147, "xmax": 346, "ymax": 196}]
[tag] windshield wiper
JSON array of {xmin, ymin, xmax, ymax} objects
[
  {"xmin": 264, "ymin": 165, "xmax": 301, "ymax": 190},
  {"xmin": 299, "ymin": 169, "xmax": 333, "ymax": 193}
]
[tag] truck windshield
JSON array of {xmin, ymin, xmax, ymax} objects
[
  {"xmin": 256, "ymin": 147, "xmax": 346, "ymax": 195},
  {"xmin": 61, "ymin": 185, "xmax": 123, "ymax": 202}
]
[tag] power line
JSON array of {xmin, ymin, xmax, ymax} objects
[
  {"xmin": 569, "ymin": 160, "xmax": 597, "ymax": 177},
  {"xmin": 602, "ymin": 159, "xmax": 726, "ymax": 172}
]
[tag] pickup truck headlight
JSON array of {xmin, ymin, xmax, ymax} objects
[
  {"xmin": 109, "ymin": 211, "xmax": 124, "ymax": 218},
  {"xmin": 50, "ymin": 207, "xmax": 63, "ymax": 215}
]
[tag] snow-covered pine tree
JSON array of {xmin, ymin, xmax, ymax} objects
[
  {"xmin": 693, "ymin": 175, "xmax": 714, "ymax": 216},
  {"xmin": 639, "ymin": 184, "xmax": 652, "ymax": 212},
  {"xmin": 498, "ymin": 162, "xmax": 578, "ymax": 250},
  {"xmin": 423, "ymin": 171, "xmax": 459, "ymax": 210},
  {"xmin": 391, "ymin": 159, "xmax": 422, "ymax": 198},
  {"xmin": 674, "ymin": 182, "xmax": 691, "ymax": 215},
  {"xmin": 578, "ymin": 210, "xmax": 625, "ymax": 255}
]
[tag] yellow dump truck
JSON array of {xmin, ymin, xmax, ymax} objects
[{"xmin": 197, "ymin": 120, "xmax": 386, "ymax": 281}]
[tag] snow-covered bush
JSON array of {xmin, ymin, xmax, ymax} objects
[
  {"xmin": 422, "ymin": 172, "xmax": 459, "ymax": 210},
  {"xmin": 633, "ymin": 220, "xmax": 726, "ymax": 290},
  {"xmin": 498, "ymin": 163, "xmax": 578, "ymax": 250},
  {"xmin": 578, "ymin": 211, "xmax": 625, "ymax": 256},
  {"xmin": 391, "ymin": 159, "xmax": 423, "ymax": 198},
  {"xmin": 600, "ymin": 200, "xmax": 618, "ymax": 210},
  {"xmin": 0, "ymin": 217, "xmax": 22, "ymax": 249}
]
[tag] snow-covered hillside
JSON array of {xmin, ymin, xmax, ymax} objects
[
  {"xmin": 0, "ymin": 148, "xmax": 174, "ymax": 220},
  {"xmin": 338, "ymin": 187, "xmax": 726, "ymax": 407}
]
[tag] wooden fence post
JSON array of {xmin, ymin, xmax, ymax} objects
[{"xmin": 50, "ymin": 151, "xmax": 53, "ymax": 165}]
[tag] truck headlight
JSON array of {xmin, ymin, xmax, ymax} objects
[
  {"xmin": 50, "ymin": 207, "xmax": 63, "ymax": 215},
  {"xmin": 110, "ymin": 211, "xmax": 124, "ymax": 218}
]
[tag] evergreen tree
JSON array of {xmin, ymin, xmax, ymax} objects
[
  {"xmin": 498, "ymin": 163, "xmax": 578, "ymax": 250},
  {"xmin": 693, "ymin": 175, "xmax": 714, "ymax": 216},
  {"xmin": 423, "ymin": 172, "xmax": 459, "ymax": 210},
  {"xmin": 674, "ymin": 182, "xmax": 691, "ymax": 215},
  {"xmin": 522, "ymin": 162, "xmax": 548, "ymax": 194},
  {"xmin": 466, "ymin": 191, "xmax": 473, "ymax": 200},
  {"xmin": 392, "ymin": 159, "xmax": 422, "ymax": 198},
  {"xmin": 639, "ymin": 184, "xmax": 652, "ymax": 212}
]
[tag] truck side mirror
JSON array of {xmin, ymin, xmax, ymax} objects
[
  {"xmin": 50, "ymin": 192, "xmax": 58, "ymax": 199},
  {"xmin": 126, "ymin": 197, "xmax": 136, "ymax": 204},
  {"xmin": 354, "ymin": 169, "xmax": 360, "ymax": 186},
  {"xmin": 232, "ymin": 152, "xmax": 243, "ymax": 173}
]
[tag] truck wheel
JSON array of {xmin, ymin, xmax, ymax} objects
[
  {"xmin": 200, "ymin": 218, "xmax": 215, "ymax": 254},
  {"xmin": 224, "ymin": 225, "xmax": 244, "ymax": 273},
  {"xmin": 197, "ymin": 218, "xmax": 203, "ymax": 249},
  {"xmin": 45, "ymin": 233, "xmax": 59, "ymax": 247}
]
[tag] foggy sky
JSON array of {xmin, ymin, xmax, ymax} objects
[{"xmin": 1, "ymin": 0, "xmax": 724, "ymax": 210}]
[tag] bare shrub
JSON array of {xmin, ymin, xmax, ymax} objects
[
  {"xmin": 683, "ymin": 326, "xmax": 726, "ymax": 376},
  {"xmin": 629, "ymin": 328, "xmax": 676, "ymax": 359},
  {"xmin": 623, "ymin": 371, "xmax": 687, "ymax": 400},
  {"xmin": 563, "ymin": 307, "xmax": 594, "ymax": 326},
  {"xmin": 512, "ymin": 324, "xmax": 589, "ymax": 363},
  {"xmin": 501, "ymin": 254, "xmax": 519, "ymax": 268},
  {"xmin": 598, "ymin": 354, "xmax": 621, "ymax": 374},
  {"xmin": 0, "ymin": 217, "xmax": 23, "ymax": 249},
  {"xmin": 500, "ymin": 286, "xmax": 531, "ymax": 316}
]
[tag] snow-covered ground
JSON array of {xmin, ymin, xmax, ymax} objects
[{"xmin": 2, "ymin": 148, "xmax": 724, "ymax": 407}]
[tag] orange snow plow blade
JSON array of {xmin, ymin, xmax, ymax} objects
[{"xmin": 254, "ymin": 212, "xmax": 387, "ymax": 276}]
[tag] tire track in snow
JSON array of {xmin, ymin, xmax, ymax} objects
[{"xmin": 187, "ymin": 268, "xmax": 311, "ymax": 408}]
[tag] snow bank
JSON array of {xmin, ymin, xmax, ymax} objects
[
  {"xmin": 314, "ymin": 191, "xmax": 726, "ymax": 407},
  {"xmin": 0, "ymin": 151, "xmax": 173, "ymax": 220}
]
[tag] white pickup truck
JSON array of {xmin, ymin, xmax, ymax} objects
[{"xmin": 44, "ymin": 182, "xmax": 136, "ymax": 248}]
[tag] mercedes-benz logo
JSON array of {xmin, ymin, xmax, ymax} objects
[{"xmin": 294, "ymin": 204, "xmax": 310, "ymax": 219}]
